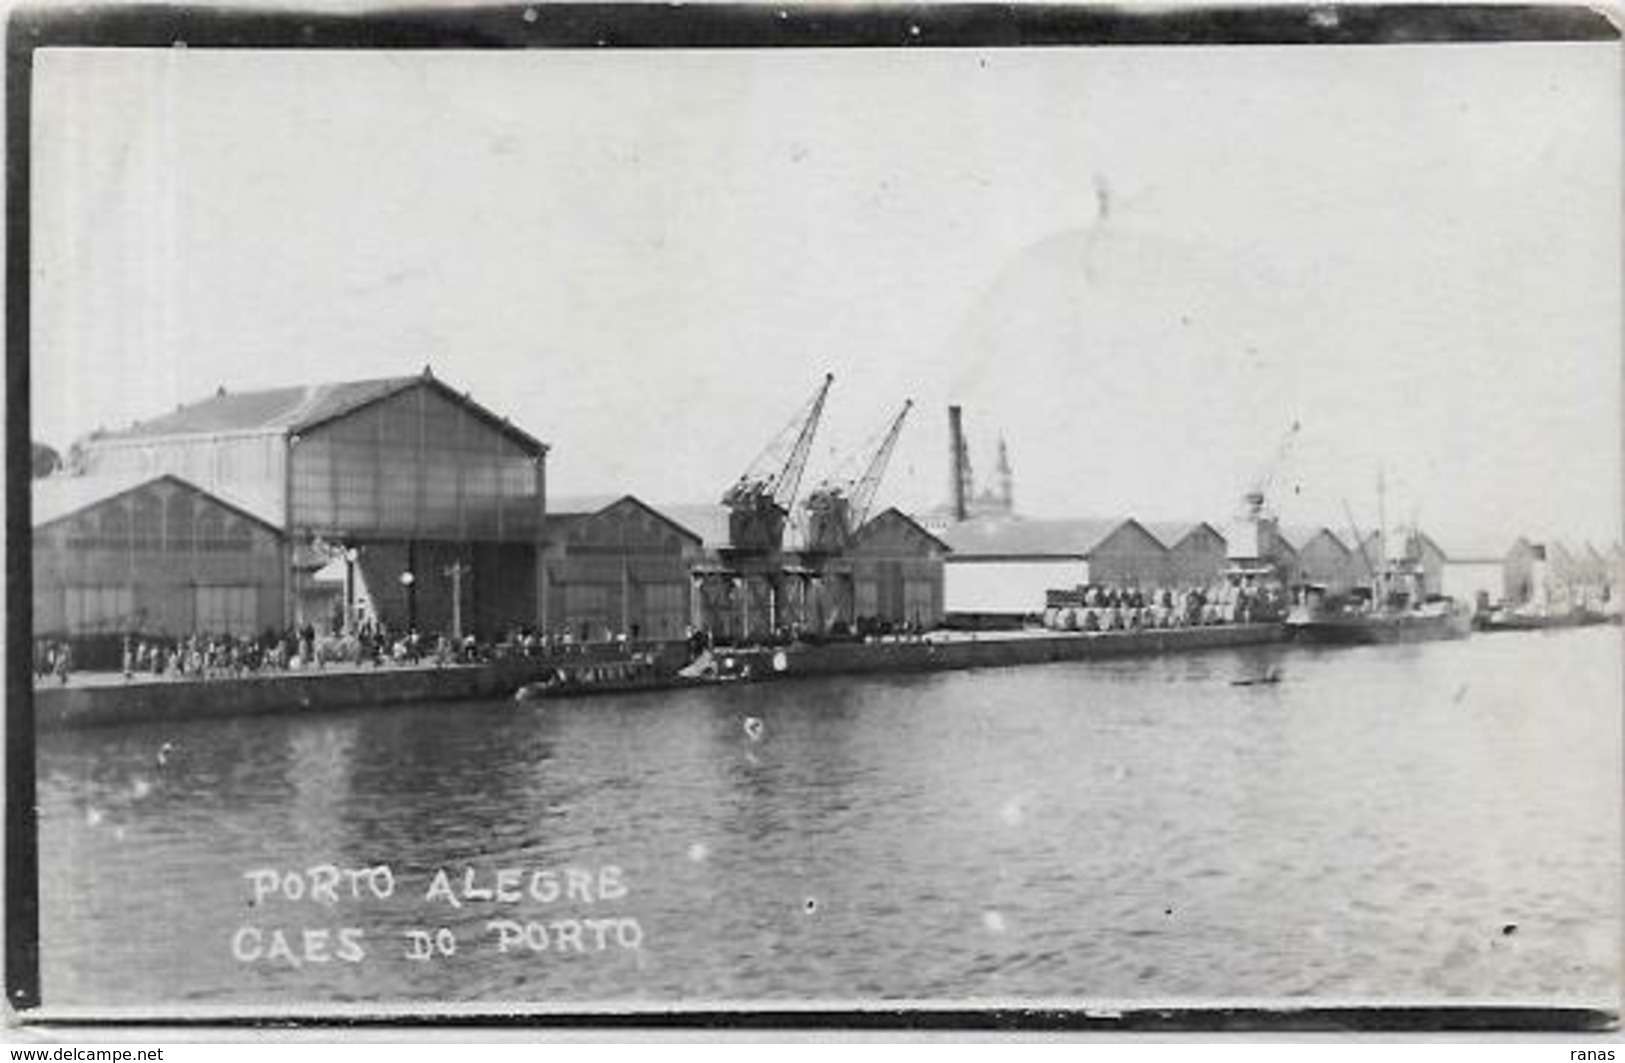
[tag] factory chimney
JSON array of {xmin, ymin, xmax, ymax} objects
[
  {"xmin": 949, "ymin": 406, "xmax": 966, "ymax": 521},
  {"xmin": 995, "ymin": 435, "xmax": 1013, "ymax": 514},
  {"xmin": 948, "ymin": 405, "xmax": 972, "ymax": 522}
]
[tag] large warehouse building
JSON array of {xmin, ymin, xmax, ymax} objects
[
  {"xmin": 831, "ymin": 507, "xmax": 951, "ymax": 630},
  {"xmin": 543, "ymin": 495, "xmax": 707, "ymax": 642},
  {"xmin": 72, "ymin": 368, "xmax": 549, "ymax": 639},
  {"xmin": 33, "ymin": 473, "xmax": 286, "ymax": 639}
]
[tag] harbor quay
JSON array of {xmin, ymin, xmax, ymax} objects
[
  {"xmin": 30, "ymin": 367, "xmax": 1621, "ymax": 721},
  {"xmin": 31, "ymin": 623, "xmax": 1285, "ymax": 731}
]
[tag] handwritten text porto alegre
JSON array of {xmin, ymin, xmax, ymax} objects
[{"xmin": 232, "ymin": 863, "xmax": 642, "ymax": 968}]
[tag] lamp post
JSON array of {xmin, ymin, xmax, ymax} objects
[
  {"xmin": 399, "ymin": 569, "xmax": 416, "ymax": 633},
  {"xmin": 444, "ymin": 560, "xmax": 470, "ymax": 641},
  {"xmin": 344, "ymin": 547, "xmax": 360, "ymax": 633}
]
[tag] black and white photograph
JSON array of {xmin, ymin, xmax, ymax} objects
[{"xmin": 9, "ymin": 2, "xmax": 1622, "ymax": 1029}]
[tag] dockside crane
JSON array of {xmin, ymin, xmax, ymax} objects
[
  {"xmin": 721, "ymin": 372, "xmax": 835, "ymax": 556},
  {"xmin": 1243, "ymin": 419, "xmax": 1301, "ymax": 520},
  {"xmin": 804, "ymin": 399, "xmax": 914, "ymax": 556}
]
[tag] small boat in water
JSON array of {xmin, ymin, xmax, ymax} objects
[
  {"xmin": 1478, "ymin": 604, "xmax": 1618, "ymax": 632},
  {"xmin": 1230, "ymin": 667, "xmax": 1282, "ymax": 687},
  {"xmin": 513, "ymin": 653, "xmax": 675, "ymax": 700},
  {"xmin": 513, "ymin": 645, "xmax": 795, "ymax": 701}
]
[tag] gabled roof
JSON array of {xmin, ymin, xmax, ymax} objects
[
  {"xmin": 935, "ymin": 516, "xmax": 1139, "ymax": 559},
  {"xmin": 852, "ymin": 507, "xmax": 951, "ymax": 554},
  {"xmin": 89, "ymin": 370, "xmax": 546, "ymax": 456},
  {"xmin": 596, "ymin": 495, "xmax": 704, "ymax": 545},
  {"xmin": 32, "ymin": 472, "xmax": 283, "ymax": 533},
  {"xmin": 1278, "ymin": 525, "xmax": 1348, "ymax": 553},
  {"xmin": 653, "ymin": 503, "xmax": 733, "ymax": 550},
  {"xmin": 1413, "ymin": 531, "xmax": 1450, "ymax": 560},
  {"xmin": 101, "ymin": 376, "xmax": 418, "ymax": 439},
  {"xmin": 1507, "ymin": 538, "xmax": 1547, "ymax": 561},
  {"xmin": 548, "ymin": 495, "xmax": 705, "ymax": 547},
  {"xmin": 547, "ymin": 494, "xmax": 625, "ymax": 519},
  {"xmin": 1142, "ymin": 520, "xmax": 1225, "ymax": 551}
]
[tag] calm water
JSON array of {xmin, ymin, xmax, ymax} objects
[{"xmin": 37, "ymin": 627, "xmax": 1622, "ymax": 1009}]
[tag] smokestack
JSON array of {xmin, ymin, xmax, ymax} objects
[
  {"xmin": 949, "ymin": 405, "xmax": 967, "ymax": 522},
  {"xmin": 995, "ymin": 435, "xmax": 1013, "ymax": 513}
]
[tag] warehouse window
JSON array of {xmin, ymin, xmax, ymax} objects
[
  {"xmin": 97, "ymin": 505, "xmax": 130, "ymax": 550},
  {"xmin": 166, "ymin": 493, "xmax": 195, "ymax": 553},
  {"xmin": 903, "ymin": 579, "xmax": 937, "ymax": 625},
  {"xmin": 567, "ymin": 584, "xmax": 610, "ymax": 618},
  {"xmin": 130, "ymin": 491, "xmax": 163, "ymax": 552},
  {"xmin": 63, "ymin": 585, "xmax": 135, "ymax": 633},
  {"xmin": 195, "ymin": 508, "xmax": 226, "ymax": 552},
  {"xmin": 195, "ymin": 585, "xmax": 259, "ymax": 636},
  {"xmin": 854, "ymin": 581, "xmax": 879, "ymax": 619},
  {"xmin": 65, "ymin": 516, "xmax": 97, "ymax": 551},
  {"xmin": 223, "ymin": 516, "xmax": 254, "ymax": 553},
  {"xmin": 641, "ymin": 582, "xmax": 688, "ymax": 638}
]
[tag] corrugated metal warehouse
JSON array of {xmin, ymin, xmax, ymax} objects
[
  {"xmin": 1145, "ymin": 521, "xmax": 1227, "ymax": 587},
  {"xmin": 75, "ymin": 368, "xmax": 548, "ymax": 638},
  {"xmin": 936, "ymin": 517, "xmax": 1174, "ymax": 616},
  {"xmin": 544, "ymin": 495, "xmax": 707, "ymax": 641},
  {"xmin": 33, "ymin": 473, "xmax": 285, "ymax": 637},
  {"xmin": 1281, "ymin": 526, "xmax": 1358, "ymax": 592},
  {"xmin": 840, "ymin": 508, "xmax": 950, "ymax": 629}
]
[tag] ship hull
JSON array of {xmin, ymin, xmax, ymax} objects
[
  {"xmin": 1286, "ymin": 611, "xmax": 1471, "ymax": 645},
  {"xmin": 1478, "ymin": 609, "xmax": 1619, "ymax": 633}
]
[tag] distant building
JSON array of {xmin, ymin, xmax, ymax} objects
[
  {"xmin": 842, "ymin": 508, "xmax": 950, "ymax": 629},
  {"xmin": 1404, "ymin": 529, "xmax": 1449, "ymax": 598},
  {"xmin": 936, "ymin": 516, "xmax": 1169, "ymax": 617},
  {"xmin": 1437, "ymin": 535, "xmax": 1512, "ymax": 609},
  {"xmin": 1548, "ymin": 541, "xmax": 1613, "ymax": 612},
  {"xmin": 74, "ymin": 368, "xmax": 549, "ymax": 638},
  {"xmin": 542, "ymin": 495, "xmax": 706, "ymax": 642},
  {"xmin": 1280, "ymin": 526, "xmax": 1358, "ymax": 593},
  {"xmin": 33, "ymin": 473, "xmax": 285, "ymax": 639},
  {"xmin": 1144, "ymin": 521, "xmax": 1228, "ymax": 587},
  {"xmin": 602, "ymin": 502, "xmax": 948, "ymax": 639},
  {"xmin": 1503, "ymin": 538, "xmax": 1547, "ymax": 607}
]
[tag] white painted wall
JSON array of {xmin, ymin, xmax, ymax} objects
[{"xmin": 945, "ymin": 558, "xmax": 1088, "ymax": 615}]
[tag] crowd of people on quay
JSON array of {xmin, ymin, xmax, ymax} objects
[
  {"xmin": 34, "ymin": 581, "xmax": 1287, "ymax": 686},
  {"xmin": 1041, "ymin": 582, "xmax": 1288, "ymax": 632},
  {"xmin": 32, "ymin": 622, "xmax": 464, "ymax": 685},
  {"xmin": 31, "ymin": 617, "xmax": 692, "ymax": 686}
]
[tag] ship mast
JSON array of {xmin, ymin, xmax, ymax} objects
[{"xmin": 1377, "ymin": 464, "xmax": 1388, "ymax": 607}]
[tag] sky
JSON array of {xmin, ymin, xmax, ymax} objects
[{"xmin": 30, "ymin": 40, "xmax": 1622, "ymax": 552}]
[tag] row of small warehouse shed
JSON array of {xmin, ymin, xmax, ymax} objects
[
  {"xmin": 935, "ymin": 516, "xmax": 1417, "ymax": 617},
  {"xmin": 933, "ymin": 515, "xmax": 1623, "ymax": 618}
]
